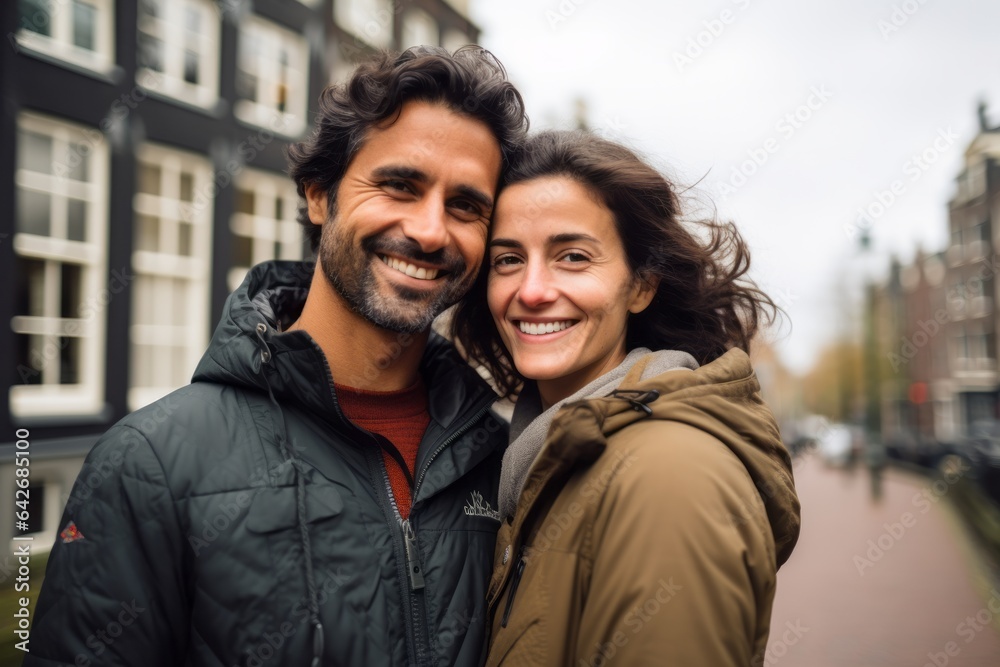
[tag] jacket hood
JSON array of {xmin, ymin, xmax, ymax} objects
[{"xmin": 548, "ymin": 347, "xmax": 801, "ymax": 567}]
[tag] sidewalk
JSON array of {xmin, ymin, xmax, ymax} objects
[{"xmin": 764, "ymin": 455, "xmax": 1000, "ymax": 666}]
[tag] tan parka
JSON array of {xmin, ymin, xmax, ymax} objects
[{"xmin": 485, "ymin": 348, "xmax": 801, "ymax": 667}]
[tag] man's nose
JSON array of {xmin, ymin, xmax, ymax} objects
[{"xmin": 400, "ymin": 197, "xmax": 450, "ymax": 253}]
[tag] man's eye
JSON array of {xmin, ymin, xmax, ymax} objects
[
  {"xmin": 450, "ymin": 199, "xmax": 484, "ymax": 220},
  {"xmin": 384, "ymin": 180, "xmax": 412, "ymax": 193},
  {"xmin": 561, "ymin": 252, "xmax": 589, "ymax": 263}
]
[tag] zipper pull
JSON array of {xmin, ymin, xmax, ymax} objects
[
  {"xmin": 500, "ymin": 547, "xmax": 526, "ymax": 628},
  {"xmin": 402, "ymin": 519, "xmax": 425, "ymax": 590}
]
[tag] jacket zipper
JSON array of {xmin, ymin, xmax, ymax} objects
[
  {"xmin": 412, "ymin": 401, "xmax": 493, "ymax": 500},
  {"xmin": 500, "ymin": 546, "xmax": 526, "ymax": 628}
]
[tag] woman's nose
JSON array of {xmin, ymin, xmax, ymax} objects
[{"xmin": 516, "ymin": 261, "xmax": 558, "ymax": 308}]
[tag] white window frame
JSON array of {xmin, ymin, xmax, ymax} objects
[
  {"xmin": 401, "ymin": 8, "xmax": 439, "ymax": 48},
  {"xmin": 334, "ymin": 0, "xmax": 394, "ymax": 48},
  {"xmin": 15, "ymin": 0, "xmax": 116, "ymax": 75},
  {"xmin": 234, "ymin": 15, "xmax": 310, "ymax": 137},
  {"xmin": 228, "ymin": 169, "xmax": 303, "ymax": 292},
  {"xmin": 129, "ymin": 144, "xmax": 214, "ymax": 411},
  {"xmin": 11, "ymin": 112, "xmax": 109, "ymax": 418},
  {"xmin": 136, "ymin": 0, "xmax": 220, "ymax": 110}
]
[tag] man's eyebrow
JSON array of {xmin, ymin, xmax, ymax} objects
[{"xmin": 371, "ymin": 165, "xmax": 428, "ymax": 182}]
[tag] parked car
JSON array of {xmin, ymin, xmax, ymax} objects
[{"xmin": 950, "ymin": 421, "xmax": 1000, "ymax": 504}]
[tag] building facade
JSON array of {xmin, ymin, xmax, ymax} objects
[{"xmin": 0, "ymin": 0, "xmax": 480, "ymax": 551}]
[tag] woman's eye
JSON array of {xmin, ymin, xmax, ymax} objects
[
  {"xmin": 492, "ymin": 255, "xmax": 522, "ymax": 269},
  {"xmin": 561, "ymin": 252, "xmax": 589, "ymax": 263}
]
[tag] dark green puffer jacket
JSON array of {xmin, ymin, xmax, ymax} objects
[{"xmin": 25, "ymin": 261, "xmax": 508, "ymax": 667}]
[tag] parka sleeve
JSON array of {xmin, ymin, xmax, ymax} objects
[
  {"xmin": 22, "ymin": 425, "xmax": 190, "ymax": 667},
  {"xmin": 575, "ymin": 421, "xmax": 778, "ymax": 667}
]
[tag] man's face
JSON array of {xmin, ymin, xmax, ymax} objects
[{"xmin": 305, "ymin": 100, "xmax": 502, "ymax": 333}]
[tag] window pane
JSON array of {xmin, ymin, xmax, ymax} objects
[
  {"xmin": 274, "ymin": 197, "xmax": 284, "ymax": 220},
  {"xmin": 19, "ymin": 0, "xmax": 52, "ymax": 37},
  {"xmin": 178, "ymin": 222, "xmax": 193, "ymax": 256},
  {"xmin": 130, "ymin": 343, "xmax": 154, "ymax": 389},
  {"xmin": 172, "ymin": 278, "xmax": 188, "ymax": 324},
  {"xmin": 60, "ymin": 263, "xmax": 83, "ymax": 318},
  {"xmin": 72, "ymin": 1, "xmax": 97, "ymax": 51},
  {"xmin": 17, "ymin": 189, "xmax": 51, "ymax": 237},
  {"xmin": 138, "ymin": 163, "xmax": 161, "ymax": 195},
  {"xmin": 232, "ymin": 234, "xmax": 253, "ymax": 268},
  {"xmin": 139, "ymin": 34, "xmax": 164, "ymax": 72},
  {"xmin": 235, "ymin": 189, "xmax": 255, "ymax": 215},
  {"xmin": 67, "ymin": 198, "xmax": 87, "ymax": 241},
  {"xmin": 138, "ymin": 0, "xmax": 161, "ymax": 19},
  {"xmin": 185, "ymin": 7, "xmax": 200, "ymax": 34},
  {"xmin": 180, "ymin": 172, "xmax": 194, "ymax": 202},
  {"xmin": 16, "ymin": 485, "xmax": 46, "ymax": 535},
  {"xmin": 237, "ymin": 69, "xmax": 258, "ymax": 102},
  {"xmin": 60, "ymin": 337, "xmax": 80, "ymax": 384},
  {"xmin": 16, "ymin": 257, "xmax": 46, "ymax": 317},
  {"xmin": 14, "ymin": 335, "xmax": 43, "ymax": 385},
  {"xmin": 67, "ymin": 144, "xmax": 90, "ymax": 181},
  {"xmin": 184, "ymin": 49, "xmax": 199, "ymax": 85},
  {"xmin": 19, "ymin": 130, "xmax": 53, "ymax": 175},
  {"xmin": 136, "ymin": 215, "xmax": 159, "ymax": 252}
]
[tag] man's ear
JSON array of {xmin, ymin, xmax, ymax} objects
[
  {"xmin": 628, "ymin": 272, "xmax": 660, "ymax": 314},
  {"xmin": 304, "ymin": 183, "xmax": 329, "ymax": 225}
]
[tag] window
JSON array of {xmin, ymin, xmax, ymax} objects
[
  {"xmin": 16, "ymin": 0, "xmax": 115, "ymax": 74},
  {"xmin": 335, "ymin": 0, "xmax": 394, "ymax": 48},
  {"xmin": 130, "ymin": 144, "xmax": 214, "ymax": 410},
  {"xmin": 11, "ymin": 113, "xmax": 109, "ymax": 418},
  {"xmin": 137, "ymin": 0, "xmax": 219, "ymax": 108},
  {"xmin": 229, "ymin": 170, "xmax": 303, "ymax": 292},
  {"xmin": 401, "ymin": 9, "xmax": 439, "ymax": 48},
  {"xmin": 235, "ymin": 16, "xmax": 309, "ymax": 136}
]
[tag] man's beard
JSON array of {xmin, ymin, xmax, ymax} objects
[{"xmin": 318, "ymin": 217, "xmax": 476, "ymax": 334}]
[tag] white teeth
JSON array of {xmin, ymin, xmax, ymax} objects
[
  {"xmin": 518, "ymin": 321, "xmax": 574, "ymax": 335},
  {"xmin": 381, "ymin": 256, "xmax": 439, "ymax": 280}
]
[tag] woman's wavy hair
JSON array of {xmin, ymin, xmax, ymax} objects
[
  {"xmin": 451, "ymin": 130, "xmax": 779, "ymax": 398},
  {"xmin": 287, "ymin": 45, "xmax": 529, "ymax": 251}
]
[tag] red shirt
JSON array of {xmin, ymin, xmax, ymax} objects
[{"xmin": 334, "ymin": 379, "xmax": 430, "ymax": 519}]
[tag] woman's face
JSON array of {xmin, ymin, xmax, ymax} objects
[{"xmin": 487, "ymin": 176, "xmax": 656, "ymax": 406}]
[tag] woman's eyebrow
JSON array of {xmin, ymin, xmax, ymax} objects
[{"xmin": 489, "ymin": 233, "xmax": 601, "ymax": 249}]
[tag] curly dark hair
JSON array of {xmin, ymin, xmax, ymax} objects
[
  {"xmin": 450, "ymin": 130, "xmax": 779, "ymax": 398},
  {"xmin": 287, "ymin": 45, "xmax": 529, "ymax": 251}
]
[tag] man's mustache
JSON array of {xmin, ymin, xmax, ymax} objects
[{"xmin": 362, "ymin": 235, "xmax": 467, "ymax": 276}]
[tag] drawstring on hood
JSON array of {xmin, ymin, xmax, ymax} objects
[{"xmin": 253, "ymin": 319, "xmax": 324, "ymax": 667}]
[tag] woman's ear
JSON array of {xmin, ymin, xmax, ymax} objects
[
  {"xmin": 304, "ymin": 183, "xmax": 329, "ymax": 226},
  {"xmin": 628, "ymin": 272, "xmax": 660, "ymax": 314}
]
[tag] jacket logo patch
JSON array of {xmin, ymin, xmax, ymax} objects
[
  {"xmin": 464, "ymin": 491, "xmax": 501, "ymax": 522},
  {"xmin": 59, "ymin": 520, "xmax": 85, "ymax": 543}
]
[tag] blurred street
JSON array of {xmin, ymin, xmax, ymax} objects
[{"xmin": 767, "ymin": 454, "xmax": 1000, "ymax": 666}]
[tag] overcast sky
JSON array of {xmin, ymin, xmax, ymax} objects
[{"xmin": 467, "ymin": 0, "xmax": 1000, "ymax": 373}]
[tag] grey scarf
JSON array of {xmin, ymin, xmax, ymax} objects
[{"xmin": 499, "ymin": 348, "xmax": 699, "ymax": 518}]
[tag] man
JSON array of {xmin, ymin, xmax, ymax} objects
[{"xmin": 25, "ymin": 46, "xmax": 528, "ymax": 667}]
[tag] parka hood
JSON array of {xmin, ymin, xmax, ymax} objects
[{"xmin": 548, "ymin": 347, "xmax": 801, "ymax": 567}]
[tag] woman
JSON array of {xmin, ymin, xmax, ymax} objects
[{"xmin": 452, "ymin": 130, "xmax": 801, "ymax": 666}]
